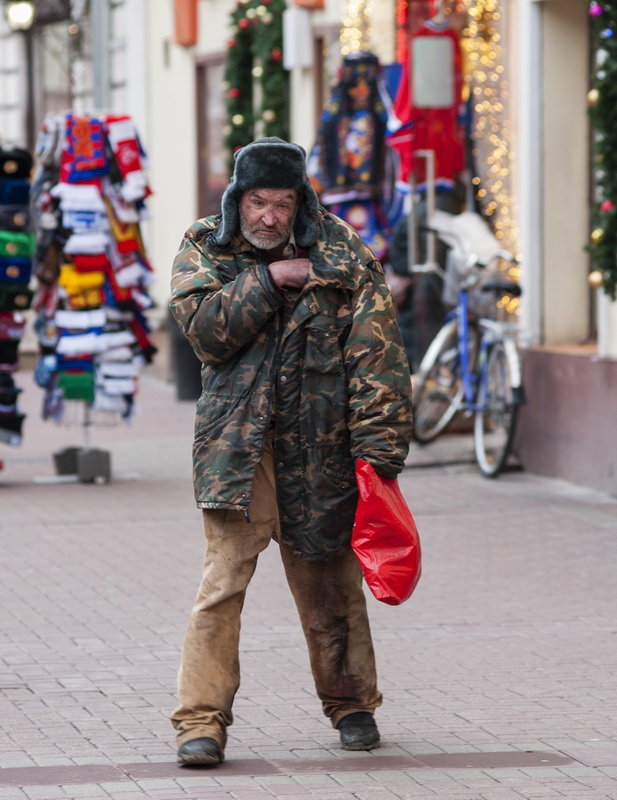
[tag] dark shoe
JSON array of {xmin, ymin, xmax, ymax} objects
[
  {"xmin": 337, "ymin": 712, "xmax": 380, "ymax": 751},
  {"xmin": 177, "ymin": 737, "xmax": 224, "ymax": 766}
]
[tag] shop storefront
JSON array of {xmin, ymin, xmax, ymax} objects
[
  {"xmin": 515, "ymin": 0, "xmax": 617, "ymax": 495},
  {"xmin": 1, "ymin": 0, "xmax": 615, "ymax": 492},
  {"xmin": 47, "ymin": 0, "xmax": 617, "ymax": 494}
]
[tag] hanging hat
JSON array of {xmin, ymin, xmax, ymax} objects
[
  {"xmin": 0, "ymin": 179, "xmax": 30, "ymax": 205},
  {"xmin": 211, "ymin": 137, "xmax": 321, "ymax": 249},
  {"xmin": 0, "ymin": 147, "xmax": 32, "ymax": 180},
  {"xmin": 0, "ymin": 205, "xmax": 31, "ymax": 233}
]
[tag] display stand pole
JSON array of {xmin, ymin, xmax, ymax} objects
[
  {"xmin": 407, "ymin": 174, "xmax": 417, "ymax": 275},
  {"xmin": 83, "ymin": 403, "xmax": 91, "ymax": 447},
  {"xmin": 407, "ymin": 149, "xmax": 437, "ymax": 275}
]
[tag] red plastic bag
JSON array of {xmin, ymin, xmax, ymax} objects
[{"xmin": 351, "ymin": 459, "xmax": 422, "ymax": 605}]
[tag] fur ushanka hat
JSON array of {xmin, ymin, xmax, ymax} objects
[{"xmin": 212, "ymin": 137, "xmax": 321, "ymax": 249}]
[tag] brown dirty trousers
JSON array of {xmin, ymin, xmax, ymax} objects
[{"xmin": 171, "ymin": 436, "xmax": 382, "ymax": 749}]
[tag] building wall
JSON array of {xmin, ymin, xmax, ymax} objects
[
  {"xmin": 0, "ymin": 18, "xmax": 27, "ymax": 145},
  {"xmin": 1, "ymin": 1, "xmax": 399, "ymax": 318},
  {"xmin": 516, "ymin": 348, "xmax": 617, "ymax": 497},
  {"xmin": 541, "ymin": 0, "xmax": 590, "ymax": 347},
  {"xmin": 597, "ymin": 292, "xmax": 617, "ymax": 356},
  {"xmin": 144, "ymin": 0, "xmax": 396, "ymax": 309},
  {"xmin": 287, "ymin": 3, "xmax": 339, "ymax": 152},
  {"xmin": 144, "ymin": 0, "xmax": 197, "ymax": 312},
  {"xmin": 285, "ymin": 0, "xmax": 393, "ymax": 152},
  {"xmin": 3, "ymin": 1, "xmax": 617, "ymax": 497},
  {"xmin": 515, "ymin": 0, "xmax": 617, "ymax": 495}
]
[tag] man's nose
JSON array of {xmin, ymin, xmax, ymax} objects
[{"xmin": 262, "ymin": 208, "xmax": 276, "ymax": 226}]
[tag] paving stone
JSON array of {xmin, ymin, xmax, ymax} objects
[
  {"xmin": 19, "ymin": 787, "xmax": 67, "ymax": 799},
  {"xmin": 0, "ymin": 789, "xmax": 27, "ymax": 799}
]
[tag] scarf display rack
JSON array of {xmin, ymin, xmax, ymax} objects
[
  {"xmin": 0, "ymin": 144, "xmax": 34, "ymax": 452},
  {"xmin": 30, "ymin": 111, "xmax": 156, "ymax": 483}
]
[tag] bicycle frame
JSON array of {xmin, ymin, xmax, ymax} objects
[
  {"xmin": 440, "ymin": 286, "xmax": 485, "ymax": 413},
  {"xmin": 409, "ymin": 206, "xmax": 523, "ymax": 474},
  {"xmin": 448, "ymin": 287, "xmax": 519, "ymax": 415},
  {"xmin": 455, "ymin": 287, "xmax": 477, "ymax": 408}
]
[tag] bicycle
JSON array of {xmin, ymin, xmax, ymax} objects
[{"xmin": 410, "ymin": 212, "xmax": 525, "ymax": 478}]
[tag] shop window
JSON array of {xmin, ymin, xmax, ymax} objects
[
  {"xmin": 196, "ymin": 57, "xmax": 227, "ymax": 218},
  {"xmin": 312, "ymin": 25, "xmax": 343, "ymax": 130}
]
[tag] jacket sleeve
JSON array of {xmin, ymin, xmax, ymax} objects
[
  {"xmin": 344, "ymin": 254, "xmax": 413, "ymax": 478},
  {"xmin": 169, "ymin": 226, "xmax": 283, "ymax": 366}
]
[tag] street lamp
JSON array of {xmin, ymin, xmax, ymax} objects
[{"xmin": 4, "ymin": 1, "xmax": 36, "ymax": 30}]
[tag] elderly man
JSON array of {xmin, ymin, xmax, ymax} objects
[{"xmin": 169, "ymin": 137, "xmax": 412, "ymax": 766}]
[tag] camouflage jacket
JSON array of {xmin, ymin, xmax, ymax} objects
[{"xmin": 170, "ymin": 208, "xmax": 412, "ymax": 559}]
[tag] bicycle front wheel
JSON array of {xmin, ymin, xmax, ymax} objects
[
  {"xmin": 412, "ymin": 319, "xmax": 463, "ymax": 444},
  {"xmin": 473, "ymin": 340, "xmax": 520, "ymax": 477}
]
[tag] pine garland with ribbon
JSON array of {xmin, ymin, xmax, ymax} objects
[
  {"xmin": 223, "ymin": 0, "xmax": 289, "ymax": 172},
  {"xmin": 588, "ymin": 0, "xmax": 617, "ymax": 299}
]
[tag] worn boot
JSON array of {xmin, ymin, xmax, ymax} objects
[
  {"xmin": 177, "ymin": 737, "xmax": 224, "ymax": 766},
  {"xmin": 337, "ymin": 712, "xmax": 380, "ymax": 751}
]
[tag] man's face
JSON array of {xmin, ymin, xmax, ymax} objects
[{"xmin": 239, "ymin": 188, "xmax": 299, "ymax": 250}]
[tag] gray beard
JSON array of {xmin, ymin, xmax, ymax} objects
[{"xmin": 240, "ymin": 216, "xmax": 289, "ymax": 251}]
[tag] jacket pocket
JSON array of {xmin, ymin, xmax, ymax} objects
[
  {"xmin": 321, "ymin": 463, "xmax": 354, "ymax": 491},
  {"xmin": 194, "ymin": 392, "xmax": 235, "ymax": 441},
  {"xmin": 304, "ymin": 315, "xmax": 350, "ymax": 374}
]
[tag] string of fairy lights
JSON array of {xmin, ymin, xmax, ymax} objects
[
  {"xmin": 340, "ymin": 0, "xmax": 373, "ymax": 56},
  {"xmin": 460, "ymin": 0, "xmax": 521, "ymax": 313},
  {"xmin": 340, "ymin": 0, "xmax": 520, "ymax": 313}
]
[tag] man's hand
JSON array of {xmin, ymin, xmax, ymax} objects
[{"xmin": 268, "ymin": 258, "xmax": 311, "ymax": 289}]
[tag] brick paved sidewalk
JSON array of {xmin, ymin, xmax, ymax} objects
[{"xmin": 1, "ymin": 370, "xmax": 616, "ymax": 800}]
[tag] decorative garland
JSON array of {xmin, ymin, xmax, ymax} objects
[
  {"xmin": 588, "ymin": 0, "xmax": 617, "ymax": 299},
  {"xmin": 223, "ymin": 0, "xmax": 289, "ymax": 172}
]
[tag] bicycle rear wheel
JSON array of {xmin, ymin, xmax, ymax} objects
[
  {"xmin": 412, "ymin": 319, "xmax": 463, "ymax": 444},
  {"xmin": 473, "ymin": 340, "xmax": 520, "ymax": 477}
]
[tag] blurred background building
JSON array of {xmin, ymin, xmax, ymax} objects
[{"xmin": 0, "ymin": 0, "xmax": 615, "ymax": 493}]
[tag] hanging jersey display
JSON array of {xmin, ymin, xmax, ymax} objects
[
  {"xmin": 31, "ymin": 112, "xmax": 156, "ymax": 425},
  {"xmin": 0, "ymin": 145, "xmax": 33, "ymax": 447},
  {"xmin": 307, "ymin": 52, "xmax": 396, "ymax": 260},
  {"xmin": 388, "ymin": 19, "xmax": 466, "ymax": 188}
]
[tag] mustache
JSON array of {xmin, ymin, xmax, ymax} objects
[{"xmin": 240, "ymin": 215, "xmax": 291, "ymax": 248}]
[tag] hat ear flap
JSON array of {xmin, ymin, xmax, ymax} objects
[
  {"xmin": 294, "ymin": 178, "xmax": 321, "ymax": 248},
  {"xmin": 212, "ymin": 184, "xmax": 240, "ymax": 247}
]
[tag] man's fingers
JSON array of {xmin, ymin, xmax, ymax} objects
[{"xmin": 269, "ymin": 258, "xmax": 310, "ymax": 288}]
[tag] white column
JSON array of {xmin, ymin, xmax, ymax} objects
[
  {"xmin": 541, "ymin": 0, "xmax": 589, "ymax": 345},
  {"xmin": 597, "ymin": 293, "xmax": 617, "ymax": 358},
  {"xmin": 517, "ymin": 0, "xmax": 543, "ymax": 347},
  {"xmin": 284, "ymin": 6, "xmax": 315, "ymax": 153},
  {"xmin": 289, "ymin": 67, "xmax": 316, "ymax": 154},
  {"xmin": 145, "ymin": 0, "xmax": 197, "ymax": 309}
]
